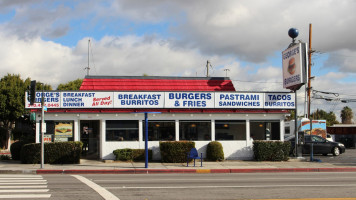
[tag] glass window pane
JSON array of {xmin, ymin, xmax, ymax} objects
[
  {"xmin": 215, "ymin": 120, "xmax": 246, "ymax": 140},
  {"xmin": 106, "ymin": 120, "xmax": 138, "ymax": 141},
  {"xmin": 179, "ymin": 121, "xmax": 211, "ymax": 141},
  {"xmin": 45, "ymin": 121, "xmax": 74, "ymax": 142},
  {"xmin": 143, "ymin": 121, "xmax": 175, "ymax": 141},
  {"xmin": 250, "ymin": 121, "xmax": 280, "ymax": 140}
]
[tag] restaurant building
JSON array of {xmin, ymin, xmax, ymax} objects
[{"xmin": 26, "ymin": 76, "xmax": 294, "ymax": 160}]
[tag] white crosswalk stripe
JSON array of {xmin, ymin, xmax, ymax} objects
[{"xmin": 0, "ymin": 175, "xmax": 51, "ymax": 199}]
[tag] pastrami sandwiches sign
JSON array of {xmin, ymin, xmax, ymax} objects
[{"xmin": 282, "ymin": 43, "xmax": 308, "ymax": 90}]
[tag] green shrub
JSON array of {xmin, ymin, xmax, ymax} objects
[
  {"xmin": 21, "ymin": 142, "xmax": 82, "ymax": 164},
  {"xmin": 159, "ymin": 141, "xmax": 195, "ymax": 163},
  {"xmin": 0, "ymin": 155, "xmax": 10, "ymax": 160},
  {"xmin": 207, "ymin": 141, "xmax": 224, "ymax": 161},
  {"xmin": 113, "ymin": 148, "xmax": 152, "ymax": 161},
  {"xmin": 253, "ymin": 140, "xmax": 291, "ymax": 161},
  {"xmin": 10, "ymin": 141, "xmax": 26, "ymax": 160}
]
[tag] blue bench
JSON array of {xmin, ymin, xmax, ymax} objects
[{"xmin": 187, "ymin": 148, "xmax": 203, "ymax": 167}]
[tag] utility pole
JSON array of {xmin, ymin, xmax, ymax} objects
[
  {"xmin": 85, "ymin": 39, "xmax": 91, "ymax": 76},
  {"xmin": 307, "ymin": 24, "xmax": 313, "ymax": 118}
]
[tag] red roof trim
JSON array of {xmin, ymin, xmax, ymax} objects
[{"xmin": 80, "ymin": 78, "xmax": 235, "ymax": 91}]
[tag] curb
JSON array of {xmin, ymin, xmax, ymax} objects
[{"xmin": 34, "ymin": 167, "xmax": 356, "ymax": 174}]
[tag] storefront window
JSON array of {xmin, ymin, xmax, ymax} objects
[
  {"xmin": 250, "ymin": 121, "xmax": 280, "ymax": 140},
  {"xmin": 106, "ymin": 120, "xmax": 138, "ymax": 141},
  {"xmin": 45, "ymin": 121, "xmax": 74, "ymax": 142},
  {"xmin": 215, "ymin": 120, "xmax": 246, "ymax": 140},
  {"xmin": 143, "ymin": 121, "xmax": 175, "ymax": 141},
  {"xmin": 179, "ymin": 121, "xmax": 211, "ymax": 141}
]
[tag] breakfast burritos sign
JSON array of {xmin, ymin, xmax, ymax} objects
[
  {"xmin": 25, "ymin": 91, "xmax": 295, "ymax": 109},
  {"xmin": 282, "ymin": 43, "xmax": 308, "ymax": 90}
]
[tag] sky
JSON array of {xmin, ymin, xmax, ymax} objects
[{"xmin": 1, "ymin": 0, "xmax": 356, "ymax": 121}]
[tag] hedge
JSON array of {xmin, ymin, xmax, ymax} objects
[
  {"xmin": 253, "ymin": 140, "xmax": 291, "ymax": 161},
  {"xmin": 20, "ymin": 142, "xmax": 82, "ymax": 164},
  {"xmin": 10, "ymin": 141, "xmax": 26, "ymax": 160},
  {"xmin": 160, "ymin": 141, "xmax": 195, "ymax": 163},
  {"xmin": 113, "ymin": 148, "xmax": 152, "ymax": 161},
  {"xmin": 206, "ymin": 141, "xmax": 224, "ymax": 161}
]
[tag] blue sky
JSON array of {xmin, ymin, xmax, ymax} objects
[{"xmin": 1, "ymin": 0, "xmax": 356, "ymax": 119}]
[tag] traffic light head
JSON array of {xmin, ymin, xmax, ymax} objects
[{"xmin": 28, "ymin": 80, "xmax": 36, "ymax": 105}]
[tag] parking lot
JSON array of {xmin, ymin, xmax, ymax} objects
[{"xmin": 308, "ymin": 148, "xmax": 356, "ymax": 165}]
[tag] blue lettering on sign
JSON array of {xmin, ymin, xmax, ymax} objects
[
  {"xmin": 63, "ymin": 102, "xmax": 85, "ymax": 107},
  {"xmin": 219, "ymin": 101, "xmax": 260, "ymax": 107},
  {"xmin": 219, "ymin": 94, "xmax": 259, "ymax": 101},
  {"xmin": 284, "ymin": 74, "xmax": 301, "ymax": 85},
  {"xmin": 267, "ymin": 94, "xmax": 292, "ymax": 101},
  {"xmin": 283, "ymin": 46, "xmax": 300, "ymax": 60},
  {"xmin": 265, "ymin": 102, "xmax": 295, "ymax": 107},
  {"xmin": 118, "ymin": 94, "xmax": 161, "ymax": 100},
  {"xmin": 169, "ymin": 93, "xmax": 211, "ymax": 100}
]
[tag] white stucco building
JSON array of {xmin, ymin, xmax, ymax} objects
[{"xmin": 27, "ymin": 76, "xmax": 294, "ymax": 160}]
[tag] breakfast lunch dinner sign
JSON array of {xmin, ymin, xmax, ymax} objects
[{"xmin": 282, "ymin": 43, "xmax": 308, "ymax": 90}]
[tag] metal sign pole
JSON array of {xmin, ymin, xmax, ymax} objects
[
  {"xmin": 41, "ymin": 85, "xmax": 45, "ymax": 169},
  {"xmin": 144, "ymin": 113, "xmax": 148, "ymax": 168},
  {"xmin": 294, "ymin": 89, "xmax": 298, "ymax": 157}
]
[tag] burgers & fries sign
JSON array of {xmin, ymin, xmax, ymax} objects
[{"xmin": 282, "ymin": 43, "xmax": 308, "ymax": 90}]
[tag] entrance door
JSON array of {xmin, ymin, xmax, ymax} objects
[{"xmin": 80, "ymin": 120, "xmax": 100, "ymax": 159}]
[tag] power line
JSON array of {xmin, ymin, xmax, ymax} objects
[{"xmin": 232, "ymin": 80, "xmax": 282, "ymax": 84}]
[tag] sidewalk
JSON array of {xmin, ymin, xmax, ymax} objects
[{"xmin": 1, "ymin": 158, "xmax": 356, "ymax": 174}]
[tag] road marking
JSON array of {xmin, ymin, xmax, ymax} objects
[
  {"xmin": 0, "ymin": 175, "xmax": 51, "ymax": 199},
  {"xmin": 0, "ymin": 178, "xmax": 43, "ymax": 180},
  {"xmin": 106, "ymin": 184, "xmax": 356, "ymax": 189},
  {"xmin": 0, "ymin": 194, "xmax": 51, "ymax": 198},
  {"xmin": 72, "ymin": 175, "xmax": 120, "ymax": 200},
  {"xmin": 0, "ymin": 189, "xmax": 49, "ymax": 193},
  {"xmin": 0, "ymin": 180, "xmax": 46, "ymax": 182},
  {"xmin": 0, "ymin": 186, "xmax": 47, "ymax": 189},
  {"xmin": 258, "ymin": 199, "xmax": 356, "ymax": 200},
  {"xmin": 0, "ymin": 182, "xmax": 47, "ymax": 185}
]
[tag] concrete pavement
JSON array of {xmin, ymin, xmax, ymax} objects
[{"xmin": 1, "ymin": 158, "xmax": 356, "ymax": 174}]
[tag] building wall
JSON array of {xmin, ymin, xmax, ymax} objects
[{"xmin": 36, "ymin": 112, "xmax": 286, "ymax": 160}]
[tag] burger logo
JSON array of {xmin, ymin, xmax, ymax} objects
[{"xmin": 288, "ymin": 57, "xmax": 296, "ymax": 75}]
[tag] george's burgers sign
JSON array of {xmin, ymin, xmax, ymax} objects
[{"xmin": 282, "ymin": 43, "xmax": 308, "ymax": 90}]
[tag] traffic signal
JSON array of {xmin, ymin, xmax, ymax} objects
[{"xmin": 28, "ymin": 80, "xmax": 36, "ymax": 105}]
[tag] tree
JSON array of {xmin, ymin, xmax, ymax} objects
[
  {"xmin": 311, "ymin": 109, "xmax": 339, "ymax": 126},
  {"xmin": 340, "ymin": 106, "xmax": 353, "ymax": 124},
  {"xmin": 35, "ymin": 81, "xmax": 52, "ymax": 91},
  {"xmin": 57, "ymin": 79, "xmax": 83, "ymax": 90},
  {"xmin": 0, "ymin": 74, "xmax": 30, "ymax": 149}
]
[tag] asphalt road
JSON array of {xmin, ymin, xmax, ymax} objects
[
  {"xmin": 306, "ymin": 147, "xmax": 356, "ymax": 165},
  {"xmin": 1, "ymin": 149, "xmax": 355, "ymax": 200},
  {"xmin": 46, "ymin": 172, "xmax": 356, "ymax": 200}
]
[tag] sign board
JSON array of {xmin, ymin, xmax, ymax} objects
[
  {"xmin": 164, "ymin": 92, "xmax": 214, "ymax": 108},
  {"xmin": 215, "ymin": 93, "xmax": 263, "ymax": 108},
  {"xmin": 26, "ymin": 91, "xmax": 295, "ymax": 109},
  {"xmin": 54, "ymin": 122, "xmax": 73, "ymax": 138},
  {"xmin": 25, "ymin": 92, "xmax": 61, "ymax": 108},
  {"xmin": 44, "ymin": 135, "xmax": 52, "ymax": 143},
  {"xmin": 114, "ymin": 92, "xmax": 165, "ymax": 108},
  {"xmin": 264, "ymin": 93, "xmax": 295, "ymax": 109},
  {"xmin": 282, "ymin": 43, "xmax": 308, "ymax": 90},
  {"xmin": 61, "ymin": 92, "xmax": 113, "ymax": 108}
]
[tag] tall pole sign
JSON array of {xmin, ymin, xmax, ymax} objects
[{"xmin": 282, "ymin": 28, "xmax": 308, "ymax": 157}]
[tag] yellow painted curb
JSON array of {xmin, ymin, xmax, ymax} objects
[{"xmin": 196, "ymin": 169, "xmax": 211, "ymax": 173}]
